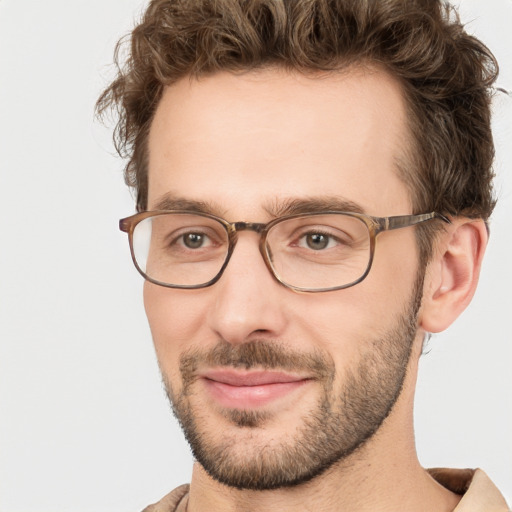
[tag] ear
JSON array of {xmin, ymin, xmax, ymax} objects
[{"xmin": 419, "ymin": 219, "xmax": 488, "ymax": 333}]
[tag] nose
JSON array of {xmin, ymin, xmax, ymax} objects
[{"xmin": 206, "ymin": 232, "xmax": 288, "ymax": 345}]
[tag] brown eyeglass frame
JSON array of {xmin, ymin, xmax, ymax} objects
[{"xmin": 119, "ymin": 210, "xmax": 450, "ymax": 293}]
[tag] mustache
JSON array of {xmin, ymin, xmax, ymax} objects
[{"xmin": 179, "ymin": 339, "xmax": 335, "ymax": 382}]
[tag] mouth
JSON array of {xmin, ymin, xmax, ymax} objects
[{"xmin": 200, "ymin": 369, "xmax": 311, "ymax": 409}]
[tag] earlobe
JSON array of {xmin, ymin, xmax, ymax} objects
[{"xmin": 419, "ymin": 219, "xmax": 488, "ymax": 333}]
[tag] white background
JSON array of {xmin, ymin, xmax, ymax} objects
[{"xmin": 0, "ymin": 1, "xmax": 510, "ymax": 510}]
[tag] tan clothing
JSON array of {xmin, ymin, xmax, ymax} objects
[{"xmin": 142, "ymin": 468, "xmax": 510, "ymax": 512}]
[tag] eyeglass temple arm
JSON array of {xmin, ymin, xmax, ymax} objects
[
  {"xmin": 119, "ymin": 218, "xmax": 129, "ymax": 233},
  {"xmin": 383, "ymin": 212, "xmax": 451, "ymax": 231}
]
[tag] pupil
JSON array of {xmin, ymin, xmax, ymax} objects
[
  {"xmin": 184, "ymin": 233, "xmax": 204, "ymax": 248},
  {"xmin": 307, "ymin": 233, "xmax": 328, "ymax": 250}
]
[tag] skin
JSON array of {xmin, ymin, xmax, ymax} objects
[{"xmin": 143, "ymin": 67, "xmax": 487, "ymax": 511}]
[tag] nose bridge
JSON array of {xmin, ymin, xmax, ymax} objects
[
  {"xmin": 208, "ymin": 222, "xmax": 287, "ymax": 344},
  {"xmin": 226, "ymin": 221, "xmax": 274, "ymax": 284},
  {"xmin": 226, "ymin": 222, "xmax": 272, "ymax": 280}
]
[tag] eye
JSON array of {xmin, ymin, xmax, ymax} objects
[
  {"xmin": 181, "ymin": 232, "xmax": 209, "ymax": 249},
  {"xmin": 298, "ymin": 231, "xmax": 340, "ymax": 251},
  {"xmin": 298, "ymin": 233, "xmax": 336, "ymax": 251}
]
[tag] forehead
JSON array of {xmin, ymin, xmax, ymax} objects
[{"xmin": 147, "ymin": 67, "xmax": 412, "ymax": 218}]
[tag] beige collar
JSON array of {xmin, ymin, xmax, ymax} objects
[
  {"xmin": 428, "ymin": 468, "xmax": 510, "ymax": 511},
  {"xmin": 143, "ymin": 468, "xmax": 509, "ymax": 511}
]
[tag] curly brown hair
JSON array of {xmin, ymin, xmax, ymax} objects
[{"xmin": 97, "ymin": 0, "xmax": 498, "ymax": 260}]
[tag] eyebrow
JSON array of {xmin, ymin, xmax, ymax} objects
[
  {"xmin": 152, "ymin": 194, "xmax": 228, "ymax": 217},
  {"xmin": 263, "ymin": 196, "xmax": 366, "ymax": 217},
  {"xmin": 151, "ymin": 193, "xmax": 366, "ymax": 219}
]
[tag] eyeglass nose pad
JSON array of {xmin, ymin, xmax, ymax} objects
[
  {"xmin": 208, "ymin": 248, "xmax": 236, "ymax": 286},
  {"xmin": 257, "ymin": 234, "xmax": 286, "ymax": 289},
  {"xmin": 266, "ymin": 245, "xmax": 274, "ymax": 263},
  {"xmin": 213, "ymin": 230, "xmax": 272, "ymax": 290},
  {"xmin": 227, "ymin": 221, "xmax": 278, "ymax": 279}
]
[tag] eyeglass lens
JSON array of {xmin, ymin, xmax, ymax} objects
[{"xmin": 131, "ymin": 213, "xmax": 372, "ymax": 290}]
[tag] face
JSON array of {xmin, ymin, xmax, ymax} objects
[{"xmin": 145, "ymin": 67, "xmax": 423, "ymax": 490}]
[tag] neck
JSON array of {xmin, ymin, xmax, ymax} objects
[{"xmin": 187, "ymin": 439, "xmax": 460, "ymax": 512}]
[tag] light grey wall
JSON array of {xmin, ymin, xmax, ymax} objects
[{"xmin": 0, "ymin": 1, "xmax": 510, "ymax": 510}]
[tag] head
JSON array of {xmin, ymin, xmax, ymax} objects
[
  {"xmin": 99, "ymin": 0, "xmax": 498, "ymax": 491},
  {"xmin": 98, "ymin": 0, "xmax": 498, "ymax": 264}
]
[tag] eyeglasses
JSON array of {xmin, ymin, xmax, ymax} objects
[{"xmin": 119, "ymin": 210, "xmax": 449, "ymax": 293}]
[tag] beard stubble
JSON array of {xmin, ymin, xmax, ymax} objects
[{"xmin": 162, "ymin": 275, "xmax": 424, "ymax": 490}]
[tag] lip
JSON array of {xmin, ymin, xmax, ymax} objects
[{"xmin": 200, "ymin": 370, "xmax": 310, "ymax": 409}]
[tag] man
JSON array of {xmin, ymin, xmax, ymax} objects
[{"xmin": 98, "ymin": 0, "xmax": 510, "ymax": 510}]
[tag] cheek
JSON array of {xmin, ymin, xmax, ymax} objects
[
  {"xmin": 291, "ymin": 245, "xmax": 419, "ymax": 362},
  {"xmin": 283, "ymin": 291, "xmax": 378, "ymax": 370},
  {"xmin": 143, "ymin": 283, "xmax": 209, "ymax": 371},
  {"xmin": 363, "ymin": 230, "xmax": 421, "ymax": 310}
]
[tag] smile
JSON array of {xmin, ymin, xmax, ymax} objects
[{"xmin": 200, "ymin": 370, "xmax": 311, "ymax": 409}]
